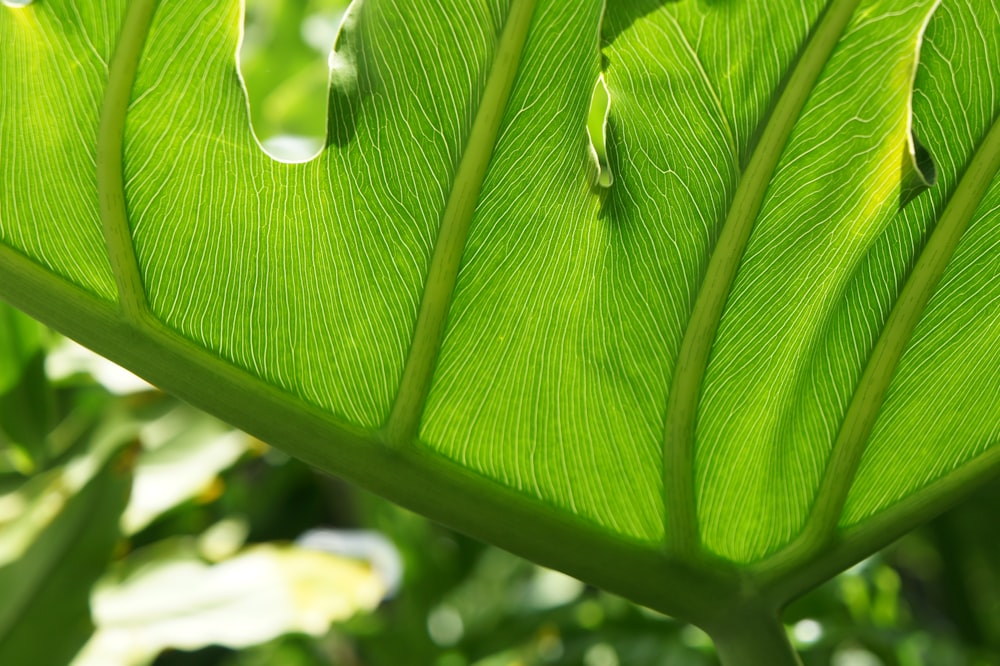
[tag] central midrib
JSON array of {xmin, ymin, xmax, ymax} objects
[
  {"xmin": 382, "ymin": 0, "xmax": 538, "ymax": 447},
  {"xmin": 661, "ymin": 0, "xmax": 864, "ymax": 558}
]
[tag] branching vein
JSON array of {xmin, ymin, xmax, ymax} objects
[
  {"xmin": 97, "ymin": 0, "xmax": 157, "ymax": 321},
  {"xmin": 383, "ymin": 0, "xmax": 537, "ymax": 446},
  {"xmin": 662, "ymin": 0, "xmax": 863, "ymax": 558}
]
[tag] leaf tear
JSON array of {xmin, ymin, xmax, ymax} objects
[
  {"xmin": 898, "ymin": 0, "xmax": 940, "ymax": 208},
  {"xmin": 237, "ymin": 0, "xmax": 357, "ymax": 161}
]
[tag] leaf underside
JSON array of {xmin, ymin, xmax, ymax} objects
[{"xmin": 1, "ymin": 0, "xmax": 998, "ymax": 614}]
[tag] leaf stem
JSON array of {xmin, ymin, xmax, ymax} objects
[
  {"xmin": 662, "ymin": 0, "xmax": 862, "ymax": 557},
  {"xmin": 755, "ymin": 110, "xmax": 1000, "ymax": 586},
  {"xmin": 97, "ymin": 0, "xmax": 157, "ymax": 321},
  {"xmin": 703, "ymin": 605, "xmax": 802, "ymax": 666},
  {"xmin": 0, "ymin": 239, "xmax": 736, "ymax": 626},
  {"xmin": 383, "ymin": 0, "xmax": 536, "ymax": 447}
]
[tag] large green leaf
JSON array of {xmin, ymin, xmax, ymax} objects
[{"xmin": 2, "ymin": 0, "xmax": 999, "ymax": 658}]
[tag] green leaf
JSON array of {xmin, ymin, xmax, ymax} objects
[
  {"xmin": 0, "ymin": 302, "xmax": 43, "ymax": 395},
  {"xmin": 0, "ymin": 303, "xmax": 50, "ymax": 472},
  {"xmin": 0, "ymin": 444, "xmax": 131, "ymax": 665},
  {"xmin": 2, "ymin": 0, "xmax": 999, "ymax": 651},
  {"xmin": 122, "ymin": 405, "xmax": 249, "ymax": 534},
  {"xmin": 840, "ymin": 0, "xmax": 1000, "ymax": 526}
]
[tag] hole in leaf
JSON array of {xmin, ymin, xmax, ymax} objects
[
  {"xmin": 1, "ymin": 0, "xmax": 34, "ymax": 7},
  {"xmin": 238, "ymin": 0, "xmax": 351, "ymax": 162}
]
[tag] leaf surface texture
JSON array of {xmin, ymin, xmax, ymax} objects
[{"xmin": 2, "ymin": 0, "xmax": 1000, "ymax": 598}]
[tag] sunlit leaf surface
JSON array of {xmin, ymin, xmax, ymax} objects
[{"xmin": 1, "ymin": 0, "xmax": 999, "ymax": 620}]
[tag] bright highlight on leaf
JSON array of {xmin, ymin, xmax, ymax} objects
[{"xmin": 121, "ymin": 406, "xmax": 249, "ymax": 534}]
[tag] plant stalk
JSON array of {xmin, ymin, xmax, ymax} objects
[{"xmin": 704, "ymin": 607, "xmax": 802, "ymax": 666}]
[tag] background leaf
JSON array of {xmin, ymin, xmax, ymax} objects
[
  {"xmin": 0, "ymin": 444, "xmax": 131, "ymax": 666},
  {"xmin": 74, "ymin": 540, "xmax": 388, "ymax": 666},
  {"xmin": 0, "ymin": 302, "xmax": 43, "ymax": 395}
]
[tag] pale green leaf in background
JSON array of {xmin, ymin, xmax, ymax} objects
[
  {"xmin": 238, "ymin": 0, "xmax": 350, "ymax": 158},
  {"xmin": 121, "ymin": 405, "xmax": 250, "ymax": 534},
  {"xmin": 73, "ymin": 539, "xmax": 389, "ymax": 666}
]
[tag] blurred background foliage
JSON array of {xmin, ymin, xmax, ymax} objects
[
  {"xmin": 3, "ymin": 1, "xmax": 1000, "ymax": 664},
  {"xmin": 239, "ymin": 0, "xmax": 347, "ymax": 161}
]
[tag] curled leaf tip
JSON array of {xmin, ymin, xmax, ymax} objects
[
  {"xmin": 587, "ymin": 73, "xmax": 613, "ymax": 189},
  {"xmin": 899, "ymin": 130, "xmax": 936, "ymax": 209}
]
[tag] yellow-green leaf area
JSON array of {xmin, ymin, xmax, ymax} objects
[
  {"xmin": 0, "ymin": 0, "xmax": 123, "ymax": 300},
  {"xmin": 695, "ymin": 0, "xmax": 937, "ymax": 562},
  {"xmin": 842, "ymin": 0, "xmax": 1000, "ymax": 526},
  {"xmin": 124, "ymin": 0, "xmax": 507, "ymax": 428}
]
